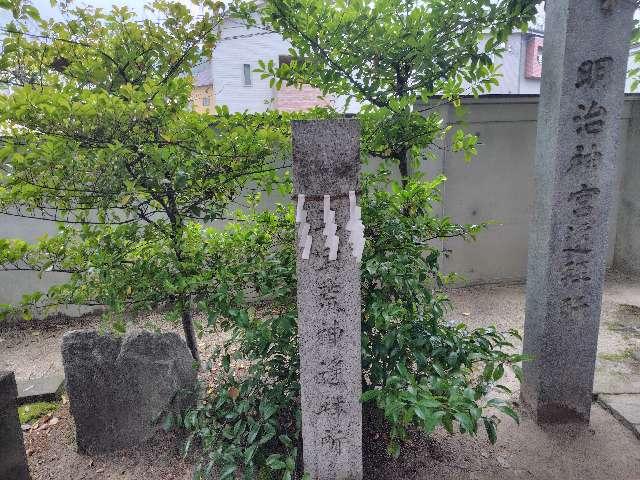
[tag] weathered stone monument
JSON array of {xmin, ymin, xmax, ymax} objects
[
  {"xmin": 0, "ymin": 371, "xmax": 30, "ymax": 480},
  {"xmin": 62, "ymin": 329, "xmax": 197, "ymax": 452},
  {"xmin": 522, "ymin": 0, "xmax": 636, "ymax": 424},
  {"xmin": 293, "ymin": 119, "xmax": 363, "ymax": 479}
]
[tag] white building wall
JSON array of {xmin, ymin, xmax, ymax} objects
[
  {"xmin": 517, "ymin": 35, "xmax": 544, "ymax": 94},
  {"xmin": 212, "ymin": 17, "xmax": 291, "ymax": 112},
  {"xmin": 489, "ymin": 33, "xmax": 524, "ymax": 95},
  {"xmin": 211, "ymin": 24, "xmax": 640, "ymax": 111}
]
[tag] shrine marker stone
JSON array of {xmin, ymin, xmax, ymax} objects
[
  {"xmin": 522, "ymin": 0, "xmax": 635, "ymax": 424},
  {"xmin": 293, "ymin": 119, "xmax": 363, "ymax": 479}
]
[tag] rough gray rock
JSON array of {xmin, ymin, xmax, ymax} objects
[
  {"xmin": 62, "ymin": 329, "xmax": 197, "ymax": 453},
  {"xmin": 0, "ymin": 370, "xmax": 30, "ymax": 480}
]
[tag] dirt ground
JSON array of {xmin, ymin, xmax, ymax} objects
[{"xmin": 1, "ymin": 272, "xmax": 640, "ymax": 480}]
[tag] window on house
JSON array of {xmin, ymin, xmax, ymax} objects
[
  {"xmin": 202, "ymin": 96, "xmax": 210, "ymax": 107},
  {"xmin": 537, "ymin": 46, "xmax": 543, "ymax": 64},
  {"xmin": 243, "ymin": 64, "xmax": 252, "ymax": 86}
]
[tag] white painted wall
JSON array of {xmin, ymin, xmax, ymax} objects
[
  {"xmin": 488, "ymin": 33, "xmax": 525, "ymax": 95},
  {"xmin": 212, "ymin": 17, "xmax": 291, "ymax": 112}
]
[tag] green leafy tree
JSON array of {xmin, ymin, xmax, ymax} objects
[
  {"xmin": 184, "ymin": 175, "xmax": 525, "ymax": 480},
  {"xmin": 627, "ymin": 20, "xmax": 640, "ymax": 91},
  {"xmin": 249, "ymin": 0, "xmax": 538, "ymax": 183},
  {"xmin": 0, "ymin": 0, "xmax": 292, "ymax": 360},
  {"xmin": 179, "ymin": 1, "xmax": 538, "ymax": 478}
]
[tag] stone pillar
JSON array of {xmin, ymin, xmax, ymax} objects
[
  {"xmin": 292, "ymin": 119, "xmax": 363, "ymax": 480},
  {"xmin": 522, "ymin": 0, "xmax": 635, "ymax": 424},
  {"xmin": 0, "ymin": 371, "xmax": 30, "ymax": 480}
]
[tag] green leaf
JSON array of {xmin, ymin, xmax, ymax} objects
[
  {"xmin": 497, "ymin": 405, "xmax": 520, "ymax": 425},
  {"xmin": 219, "ymin": 464, "xmax": 237, "ymax": 480},
  {"xmin": 493, "ymin": 364, "xmax": 505, "ymax": 381},
  {"xmin": 512, "ymin": 364, "xmax": 524, "ymax": 383},
  {"xmin": 361, "ymin": 389, "xmax": 379, "ymax": 402},
  {"xmin": 162, "ymin": 413, "xmax": 174, "ymax": 432},
  {"xmin": 483, "ymin": 417, "xmax": 497, "ymax": 444}
]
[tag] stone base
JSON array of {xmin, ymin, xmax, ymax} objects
[
  {"xmin": 521, "ymin": 393, "xmax": 591, "ymax": 426},
  {"xmin": 16, "ymin": 375, "xmax": 65, "ymax": 406},
  {"xmin": 598, "ymin": 394, "xmax": 640, "ymax": 440}
]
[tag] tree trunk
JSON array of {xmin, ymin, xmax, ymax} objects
[
  {"xmin": 181, "ymin": 305, "xmax": 200, "ymax": 362},
  {"xmin": 398, "ymin": 153, "xmax": 409, "ymax": 187}
]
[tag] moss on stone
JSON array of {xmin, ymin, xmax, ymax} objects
[{"xmin": 18, "ymin": 401, "xmax": 60, "ymax": 424}]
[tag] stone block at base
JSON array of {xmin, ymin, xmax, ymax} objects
[
  {"xmin": 16, "ymin": 375, "xmax": 65, "ymax": 406},
  {"xmin": 598, "ymin": 393, "xmax": 640, "ymax": 440}
]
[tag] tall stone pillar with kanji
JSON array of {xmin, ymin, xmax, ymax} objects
[
  {"xmin": 292, "ymin": 118, "xmax": 363, "ymax": 479},
  {"xmin": 522, "ymin": 0, "xmax": 635, "ymax": 424}
]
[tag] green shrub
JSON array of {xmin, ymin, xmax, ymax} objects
[{"xmin": 182, "ymin": 170, "xmax": 525, "ymax": 479}]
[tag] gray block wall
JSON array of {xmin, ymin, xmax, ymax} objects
[
  {"xmin": 2, "ymin": 95, "xmax": 640, "ymax": 311},
  {"xmin": 614, "ymin": 99, "xmax": 640, "ymax": 274},
  {"xmin": 424, "ymin": 94, "xmax": 638, "ymax": 284}
]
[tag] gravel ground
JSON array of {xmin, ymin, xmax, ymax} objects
[{"xmin": 1, "ymin": 272, "xmax": 640, "ymax": 479}]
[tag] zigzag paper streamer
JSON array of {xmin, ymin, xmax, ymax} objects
[
  {"xmin": 346, "ymin": 191, "xmax": 365, "ymax": 261},
  {"xmin": 322, "ymin": 195, "xmax": 340, "ymax": 261},
  {"xmin": 296, "ymin": 194, "xmax": 312, "ymax": 260}
]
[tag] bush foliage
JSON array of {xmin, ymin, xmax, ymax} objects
[
  {"xmin": 0, "ymin": 1, "xmax": 538, "ymax": 479},
  {"xmin": 182, "ymin": 170, "xmax": 526, "ymax": 480}
]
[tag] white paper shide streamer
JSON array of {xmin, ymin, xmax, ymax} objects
[
  {"xmin": 296, "ymin": 194, "xmax": 312, "ymax": 260},
  {"xmin": 346, "ymin": 190, "xmax": 365, "ymax": 261},
  {"xmin": 322, "ymin": 195, "xmax": 339, "ymax": 261}
]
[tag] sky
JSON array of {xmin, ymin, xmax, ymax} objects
[
  {"xmin": 0, "ymin": 0, "xmax": 202, "ymax": 23},
  {"xmin": 20, "ymin": 0, "xmax": 153, "ymax": 20}
]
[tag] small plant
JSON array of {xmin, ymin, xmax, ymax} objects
[{"xmin": 18, "ymin": 401, "xmax": 60, "ymax": 424}]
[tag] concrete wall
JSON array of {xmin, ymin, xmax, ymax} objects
[
  {"xmin": 614, "ymin": 99, "xmax": 640, "ymax": 273},
  {"xmin": 2, "ymin": 95, "xmax": 639, "ymax": 306},
  {"xmin": 426, "ymin": 95, "xmax": 638, "ymax": 284},
  {"xmin": 0, "ymin": 216, "xmax": 89, "ymax": 315}
]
